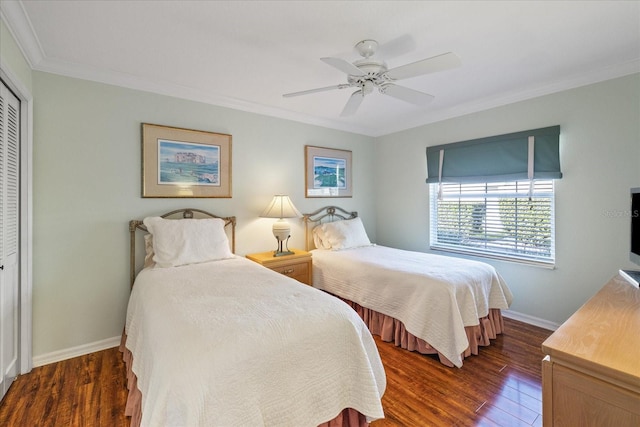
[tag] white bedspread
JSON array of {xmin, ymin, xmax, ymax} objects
[
  {"xmin": 311, "ymin": 246, "xmax": 513, "ymax": 367},
  {"xmin": 125, "ymin": 256, "xmax": 386, "ymax": 426}
]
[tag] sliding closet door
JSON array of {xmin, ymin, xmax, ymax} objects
[{"xmin": 0, "ymin": 79, "xmax": 20, "ymax": 401}]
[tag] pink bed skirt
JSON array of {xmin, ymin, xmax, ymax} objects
[
  {"xmin": 119, "ymin": 334, "xmax": 369, "ymax": 427},
  {"xmin": 339, "ymin": 299, "xmax": 504, "ymax": 367}
]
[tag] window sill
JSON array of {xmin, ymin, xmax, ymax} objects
[{"xmin": 429, "ymin": 245, "xmax": 556, "ymax": 269}]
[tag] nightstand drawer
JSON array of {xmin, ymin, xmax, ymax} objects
[
  {"xmin": 270, "ymin": 261, "xmax": 309, "ymax": 282},
  {"xmin": 245, "ymin": 249, "xmax": 313, "ymax": 285}
]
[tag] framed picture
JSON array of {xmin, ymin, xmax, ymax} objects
[
  {"xmin": 305, "ymin": 145, "xmax": 352, "ymax": 198},
  {"xmin": 142, "ymin": 123, "xmax": 232, "ymax": 198}
]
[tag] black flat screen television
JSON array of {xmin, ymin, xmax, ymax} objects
[{"xmin": 631, "ymin": 187, "xmax": 640, "ymax": 266}]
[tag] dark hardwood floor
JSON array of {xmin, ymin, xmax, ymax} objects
[
  {"xmin": 373, "ymin": 317, "xmax": 551, "ymax": 426},
  {"xmin": 0, "ymin": 317, "xmax": 552, "ymax": 426},
  {"xmin": 0, "ymin": 345, "xmax": 130, "ymax": 427}
]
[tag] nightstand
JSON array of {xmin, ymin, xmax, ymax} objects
[{"xmin": 246, "ymin": 249, "xmax": 312, "ymax": 285}]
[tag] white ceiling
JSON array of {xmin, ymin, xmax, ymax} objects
[{"xmin": 2, "ymin": 0, "xmax": 639, "ymax": 136}]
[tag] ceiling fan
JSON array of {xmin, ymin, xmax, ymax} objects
[{"xmin": 283, "ymin": 39, "xmax": 461, "ymax": 116}]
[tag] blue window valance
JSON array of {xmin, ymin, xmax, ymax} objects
[{"xmin": 426, "ymin": 125, "xmax": 562, "ymax": 184}]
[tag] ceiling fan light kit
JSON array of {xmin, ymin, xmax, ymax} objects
[
  {"xmin": 355, "ymin": 39, "xmax": 379, "ymax": 58},
  {"xmin": 283, "ymin": 39, "xmax": 461, "ymax": 116}
]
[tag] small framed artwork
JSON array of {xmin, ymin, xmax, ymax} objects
[
  {"xmin": 305, "ymin": 145, "xmax": 352, "ymax": 198},
  {"xmin": 142, "ymin": 123, "xmax": 232, "ymax": 198}
]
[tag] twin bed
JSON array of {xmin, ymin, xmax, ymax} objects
[
  {"xmin": 302, "ymin": 206, "xmax": 513, "ymax": 368},
  {"xmin": 121, "ymin": 208, "xmax": 385, "ymax": 427},
  {"xmin": 122, "ymin": 206, "xmax": 513, "ymax": 426}
]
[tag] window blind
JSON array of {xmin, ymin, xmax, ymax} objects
[
  {"xmin": 429, "ymin": 180, "xmax": 555, "ymax": 265},
  {"xmin": 426, "ymin": 126, "xmax": 562, "ymax": 184}
]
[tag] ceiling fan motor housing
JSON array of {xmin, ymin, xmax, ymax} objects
[{"xmin": 348, "ymin": 59, "xmax": 389, "ymax": 93}]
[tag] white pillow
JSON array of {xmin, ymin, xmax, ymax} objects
[
  {"xmin": 143, "ymin": 217, "xmax": 233, "ymax": 267},
  {"xmin": 143, "ymin": 234, "xmax": 155, "ymax": 268},
  {"xmin": 317, "ymin": 217, "xmax": 372, "ymax": 250},
  {"xmin": 312, "ymin": 224, "xmax": 331, "ymax": 249},
  {"xmin": 312, "ymin": 229, "xmax": 326, "ymax": 249}
]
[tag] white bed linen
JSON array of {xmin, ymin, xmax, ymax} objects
[
  {"xmin": 311, "ymin": 246, "xmax": 513, "ymax": 368},
  {"xmin": 125, "ymin": 256, "xmax": 386, "ymax": 427}
]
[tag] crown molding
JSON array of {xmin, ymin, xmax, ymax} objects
[
  {"xmin": 376, "ymin": 58, "xmax": 640, "ymax": 136},
  {"xmin": 41, "ymin": 53, "xmax": 637, "ymax": 138},
  {"xmin": 33, "ymin": 53, "xmax": 637, "ymax": 138},
  {"xmin": 3, "ymin": 0, "xmax": 638, "ymax": 138},
  {"xmin": 0, "ymin": 0, "xmax": 44, "ymax": 68},
  {"xmin": 32, "ymin": 55, "xmax": 373, "ymax": 136}
]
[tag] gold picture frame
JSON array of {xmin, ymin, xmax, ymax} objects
[
  {"xmin": 305, "ymin": 145, "xmax": 352, "ymax": 198},
  {"xmin": 142, "ymin": 123, "xmax": 232, "ymax": 198}
]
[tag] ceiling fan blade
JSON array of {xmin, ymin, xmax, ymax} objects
[
  {"xmin": 283, "ymin": 84, "xmax": 351, "ymax": 98},
  {"xmin": 377, "ymin": 34, "xmax": 417, "ymax": 59},
  {"xmin": 385, "ymin": 52, "xmax": 461, "ymax": 80},
  {"xmin": 340, "ymin": 90, "xmax": 365, "ymax": 116},
  {"xmin": 380, "ymin": 84, "xmax": 434, "ymax": 106},
  {"xmin": 321, "ymin": 57, "xmax": 366, "ymax": 76}
]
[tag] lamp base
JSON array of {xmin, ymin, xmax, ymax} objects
[
  {"xmin": 273, "ymin": 235, "xmax": 293, "ymax": 257},
  {"xmin": 273, "ymin": 250, "xmax": 295, "ymax": 257}
]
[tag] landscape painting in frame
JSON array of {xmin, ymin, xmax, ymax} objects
[
  {"xmin": 158, "ymin": 140, "xmax": 219, "ymax": 186},
  {"xmin": 305, "ymin": 146, "xmax": 352, "ymax": 198},
  {"xmin": 142, "ymin": 123, "xmax": 232, "ymax": 198}
]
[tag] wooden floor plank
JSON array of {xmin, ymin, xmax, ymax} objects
[
  {"xmin": 371, "ymin": 317, "xmax": 551, "ymax": 426},
  {"xmin": 488, "ymin": 394, "xmax": 539, "ymax": 425},
  {"xmin": 494, "ymin": 381, "xmax": 542, "ymax": 414},
  {"xmin": 533, "ymin": 414, "xmax": 544, "ymax": 427},
  {"xmin": 0, "ymin": 317, "xmax": 552, "ymax": 426},
  {"xmin": 477, "ymin": 403, "xmax": 533, "ymax": 427}
]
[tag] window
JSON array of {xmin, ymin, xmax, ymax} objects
[{"xmin": 429, "ymin": 180, "xmax": 555, "ymax": 266}]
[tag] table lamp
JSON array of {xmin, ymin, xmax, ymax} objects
[{"xmin": 260, "ymin": 195, "xmax": 302, "ymax": 256}]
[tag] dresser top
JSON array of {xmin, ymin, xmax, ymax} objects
[{"xmin": 542, "ymin": 275, "xmax": 640, "ymax": 389}]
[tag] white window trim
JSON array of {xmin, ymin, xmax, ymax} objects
[{"xmin": 429, "ymin": 181, "xmax": 556, "ymax": 268}]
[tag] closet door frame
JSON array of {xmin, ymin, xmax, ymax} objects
[{"xmin": 0, "ymin": 62, "xmax": 33, "ymax": 375}]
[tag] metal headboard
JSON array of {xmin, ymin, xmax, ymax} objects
[
  {"xmin": 129, "ymin": 208, "xmax": 236, "ymax": 288},
  {"xmin": 302, "ymin": 206, "xmax": 358, "ymax": 251}
]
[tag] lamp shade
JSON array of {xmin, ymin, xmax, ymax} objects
[{"xmin": 260, "ymin": 195, "xmax": 301, "ymax": 219}]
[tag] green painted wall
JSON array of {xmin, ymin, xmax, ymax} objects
[{"xmin": 375, "ymin": 73, "xmax": 640, "ymax": 325}]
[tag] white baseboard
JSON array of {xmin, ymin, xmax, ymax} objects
[
  {"xmin": 503, "ymin": 309, "xmax": 560, "ymax": 331},
  {"xmin": 32, "ymin": 335, "xmax": 121, "ymax": 368}
]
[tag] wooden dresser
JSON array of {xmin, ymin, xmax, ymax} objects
[
  {"xmin": 541, "ymin": 274, "xmax": 640, "ymax": 426},
  {"xmin": 246, "ymin": 249, "xmax": 312, "ymax": 285}
]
